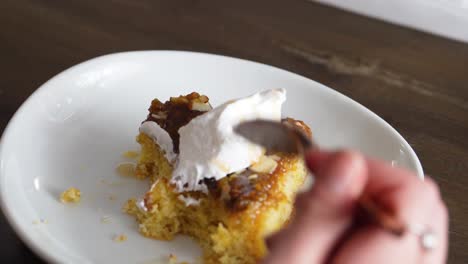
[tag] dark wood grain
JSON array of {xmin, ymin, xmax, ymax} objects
[{"xmin": 1, "ymin": 0, "xmax": 467, "ymax": 263}]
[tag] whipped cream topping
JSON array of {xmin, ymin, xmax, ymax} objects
[
  {"xmin": 138, "ymin": 89, "xmax": 286, "ymax": 193},
  {"xmin": 171, "ymin": 88, "xmax": 286, "ymax": 192},
  {"xmin": 136, "ymin": 198, "xmax": 148, "ymax": 212},
  {"xmin": 139, "ymin": 121, "xmax": 177, "ymax": 163}
]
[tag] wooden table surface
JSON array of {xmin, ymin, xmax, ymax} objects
[{"xmin": 1, "ymin": 1, "xmax": 467, "ymax": 263}]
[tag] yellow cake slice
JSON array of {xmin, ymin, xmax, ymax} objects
[{"xmin": 124, "ymin": 92, "xmax": 311, "ymax": 264}]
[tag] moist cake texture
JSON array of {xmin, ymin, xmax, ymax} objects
[{"xmin": 124, "ymin": 91, "xmax": 311, "ymax": 264}]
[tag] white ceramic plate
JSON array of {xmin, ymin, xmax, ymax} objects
[{"xmin": 0, "ymin": 51, "xmax": 423, "ymax": 264}]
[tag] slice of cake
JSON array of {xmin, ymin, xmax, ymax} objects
[{"xmin": 124, "ymin": 89, "xmax": 312, "ymax": 264}]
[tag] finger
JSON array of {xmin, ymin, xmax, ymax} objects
[
  {"xmin": 307, "ymin": 152, "xmax": 448, "ymax": 263},
  {"xmin": 331, "ymin": 173, "xmax": 447, "ymax": 264},
  {"xmin": 304, "ymin": 149, "xmax": 331, "ymax": 172},
  {"xmin": 365, "ymin": 159, "xmax": 447, "ymax": 259},
  {"xmin": 263, "ymin": 151, "xmax": 367, "ymax": 264},
  {"xmin": 366, "ymin": 158, "xmax": 424, "ymax": 194},
  {"xmin": 420, "ymin": 181, "xmax": 449, "ymax": 264},
  {"xmin": 331, "ymin": 186, "xmax": 423, "ymax": 263}
]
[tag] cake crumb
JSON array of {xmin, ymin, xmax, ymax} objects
[
  {"xmin": 116, "ymin": 163, "xmax": 136, "ymax": 177},
  {"xmin": 168, "ymin": 254, "xmax": 177, "ymax": 264},
  {"xmin": 108, "ymin": 194, "xmax": 117, "ymax": 201},
  {"xmin": 113, "ymin": 234, "xmax": 127, "ymax": 242},
  {"xmin": 167, "ymin": 254, "xmax": 190, "ymax": 264},
  {"xmin": 122, "ymin": 151, "xmax": 139, "ymax": 159},
  {"xmin": 60, "ymin": 187, "xmax": 81, "ymax": 203}
]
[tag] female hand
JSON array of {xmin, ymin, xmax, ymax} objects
[{"xmin": 263, "ymin": 150, "xmax": 448, "ymax": 264}]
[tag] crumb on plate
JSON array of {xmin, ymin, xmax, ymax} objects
[
  {"xmin": 116, "ymin": 163, "xmax": 136, "ymax": 177},
  {"xmin": 60, "ymin": 187, "xmax": 81, "ymax": 203},
  {"xmin": 168, "ymin": 254, "xmax": 177, "ymax": 264},
  {"xmin": 113, "ymin": 234, "xmax": 127, "ymax": 242}
]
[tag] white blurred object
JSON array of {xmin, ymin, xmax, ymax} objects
[{"xmin": 315, "ymin": 0, "xmax": 468, "ymax": 43}]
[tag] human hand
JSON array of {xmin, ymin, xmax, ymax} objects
[{"xmin": 263, "ymin": 150, "xmax": 448, "ymax": 264}]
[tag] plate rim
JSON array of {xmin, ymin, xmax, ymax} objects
[{"xmin": 0, "ymin": 50, "xmax": 424, "ymax": 263}]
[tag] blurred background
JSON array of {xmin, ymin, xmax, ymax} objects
[
  {"xmin": 1, "ymin": 1, "xmax": 467, "ymax": 263},
  {"xmin": 318, "ymin": 0, "xmax": 468, "ymax": 43}
]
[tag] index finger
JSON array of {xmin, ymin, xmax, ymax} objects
[
  {"xmin": 366, "ymin": 158, "xmax": 424, "ymax": 194},
  {"xmin": 305, "ymin": 150, "xmax": 428, "ymax": 199},
  {"xmin": 306, "ymin": 150, "xmax": 442, "ymax": 230}
]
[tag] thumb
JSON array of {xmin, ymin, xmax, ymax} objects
[{"xmin": 263, "ymin": 150, "xmax": 367, "ymax": 264}]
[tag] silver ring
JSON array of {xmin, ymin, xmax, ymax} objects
[{"xmin": 409, "ymin": 224, "xmax": 438, "ymax": 251}]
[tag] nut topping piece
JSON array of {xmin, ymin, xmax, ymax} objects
[{"xmin": 249, "ymin": 155, "xmax": 278, "ymax": 174}]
